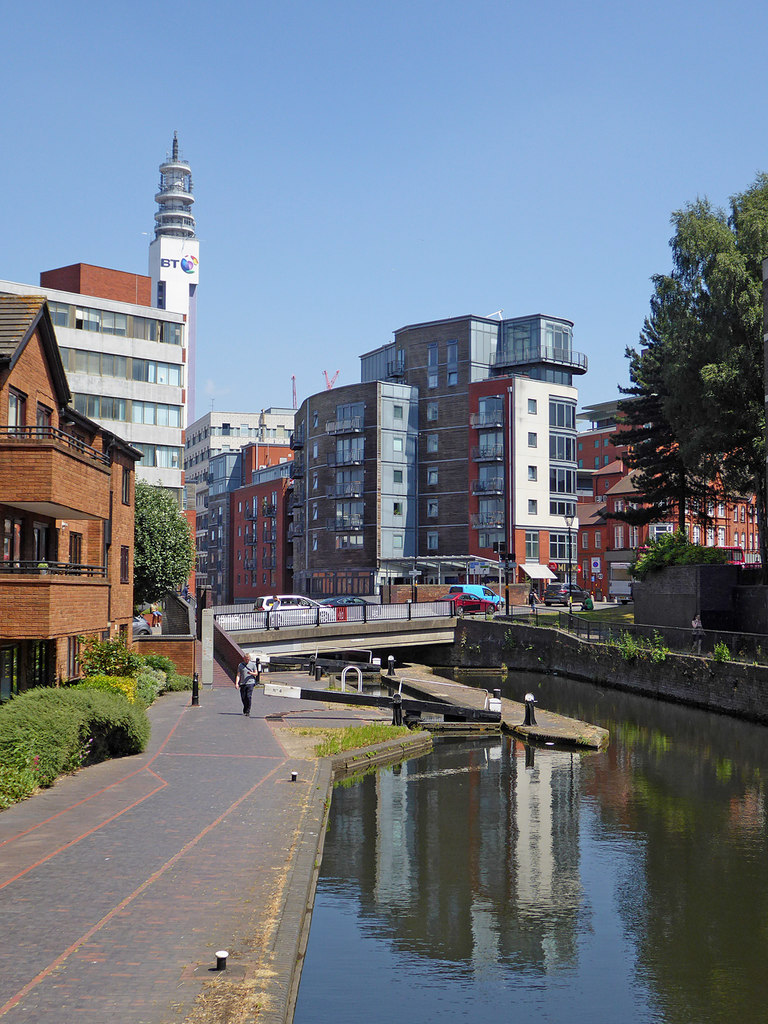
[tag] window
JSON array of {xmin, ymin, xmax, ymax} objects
[
  {"xmin": 427, "ymin": 531, "xmax": 438, "ymax": 551},
  {"xmin": 427, "ymin": 500, "xmax": 438, "ymax": 517},
  {"xmin": 393, "ymin": 534, "xmax": 403, "ymax": 549},
  {"xmin": 313, "ymin": 411, "xmax": 319, "ymax": 428},
  {"xmin": 549, "ymin": 400, "xmax": 576, "ymax": 429},
  {"xmin": 312, "ymin": 535, "xmax": 318, "ymax": 551},
  {"xmin": 427, "ymin": 467, "xmax": 438, "ymax": 485},
  {"xmin": 312, "ymin": 441, "xmax": 318, "ymax": 459},
  {"xmin": 550, "ymin": 434, "xmax": 576, "ymax": 462},
  {"xmin": 36, "ymin": 404, "xmax": 52, "ymax": 428},
  {"xmin": 528, "ymin": 499, "xmax": 537, "ymax": 515},
  {"xmin": 718, "ymin": 503, "xmax": 725, "ymax": 517},
  {"xmin": 528, "ymin": 432, "xmax": 537, "ymax": 448},
  {"xmin": 614, "ymin": 525, "xmax": 625, "ymax": 548},
  {"xmin": 528, "ymin": 399, "xmax": 537, "ymax": 415},
  {"xmin": 8, "ymin": 389, "xmax": 26, "ymax": 431},
  {"xmin": 312, "ymin": 472, "xmax": 318, "ymax": 491},
  {"xmin": 581, "ymin": 532, "xmax": 589, "ymax": 549},
  {"xmin": 446, "ymin": 340, "xmax": 458, "ymax": 386},
  {"xmin": 122, "ymin": 467, "xmax": 131, "ymax": 505},
  {"xmin": 69, "ymin": 532, "xmax": 83, "ymax": 565},
  {"xmin": 312, "ymin": 503, "xmax": 318, "ymax": 521},
  {"xmin": 393, "ymin": 404, "xmax": 403, "ymax": 420},
  {"xmin": 717, "ymin": 527, "xmax": 726, "ymax": 546},
  {"xmin": 120, "ymin": 546, "xmax": 130, "ymax": 584},
  {"xmin": 428, "ymin": 343, "xmax": 438, "ymax": 389},
  {"xmin": 528, "ymin": 466, "xmax": 537, "ymax": 481},
  {"xmin": 393, "ymin": 502, "xmax": 403, "ymax": 516},
  {"xmin": 549, "ymin": 532, "xmax": 569, "ymax": 560},
  {"xmin": 525, "ymin": 531, "xmax": 539, "ymax": 560},
  {"xmin": 427, "ymin": 402, "xmax": 438, "ymax": 421},
  {"xmin": 67, "ymin": 637, "xmax": 80, "ymax": 680},
  {"xmin": 393, "ymin": 469, "xmax": 403, "ymax": 484},
  {"xmin": 427, "ymin": 434, "xmax": 438, "ymax": 453},
  {"xmin": 741, "ymin": 506, "xmax": 746, "ymax": 522},
  {"xmin": 595, "ymin": 533, "xmax": 602, "ymax": 548},
  {"xmin": 393, "ymin": 437, "xmax": 403, "ymax": 452}
]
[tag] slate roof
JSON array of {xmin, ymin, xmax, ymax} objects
[{"xmin": 0, "ymin": 294, "xmax": 70, "ymax": 405}]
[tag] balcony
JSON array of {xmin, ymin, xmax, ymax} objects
[
  {"xmin": 326, "ymin": 482, "xmax": 364, "ymax": 499},
  {"xmin": 292, "ymin": 458, "xmax": 305, "ymax": 477},
  {"xmin": 386, "ymin": 359, "xmax": 406, "ymax": 380},
  {"xmin": 289, "ymin": 489, "xmax": 305, "ymax": 509},
  {"xmin": 0, "ymin": 569, "xmax": 109, "ymax": 639},
  {"xmin": 493, "ymin": 343, "xmax": 588, "ymax": 376},
  {"xmin": 287, "ymin": 521, "xmax": 304, "ymax": 540},
  {"xmin": 326, "ymin": 416, "xmax": 364, "ymax": 435},
  {"xmin": 245, "ymin": 509, "xmax": 258, "ymax": 521},
  {"xmin": 0, "ymin": 427, "xmax": 111, "ymax": 519},
  {"xmin": 471, "ymin": 512, "xmax": 505, "ymax": 529},
  {"xmin": 326, "ymin": 450, "xmax": 364, "ymax": 467},
  {"xmin": 471, "ymin": 444, "xmax": 504, "ymax": 462},
  {"xmin": 326, "ymin": 515, "xmax": 364, "ymax": 531},
  {"xmin": 261, "ymin": 503, "xmax": 277, "ymax": 517},
  {"xmin": 290, "ymin": 429, "xmax": 305, "ymax": 450},
  {"xmin": 472, "ymin": 478, "xmax": 504, "ymax": 495},
  {"xmin": 470, "ymin": 412, "xmax": 504, "ymax": 429}
]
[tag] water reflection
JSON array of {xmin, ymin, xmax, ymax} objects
[{"xmin": 294, "ymin": 674, "xmax": 768, "ymax": 1024}]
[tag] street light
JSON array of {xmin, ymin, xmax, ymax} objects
[{"xmin": 564, "ymin": 511, "xmax": 575, "ymax": 600}]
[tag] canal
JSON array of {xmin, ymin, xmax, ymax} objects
[{"xmin": 293, "ymin": 671, "xmax": 768, "ymax": 1024}]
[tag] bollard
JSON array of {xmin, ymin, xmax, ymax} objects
[
  {"xmin": 523, "ymin": 692, "xmax": 537, "ymax": 726},
  {"xmin": 291, "ymin": 771, "xmax": 298, "ymax": 782},
  {"xmin": 215, "ymin": 950, "xmax": 229, "ymax": 971},
  {"xmin": 524, "ymin": 744, "xmax": 535, "ymax": 769},
  {"xmin": 314, "ymin": 664, "xmax": 322, "ymax": 682},
  {"xmin": 488, "ymin": 688, "xmax": 502, "ymax": 716},
  {"xmin": 387, "ymin": 655, "xmax": 395, "ymax": 677},
  {"xmin": 392, "ymin": 692, "xmax": 403, "ymax": 726},
  {"xmin": 191, "ymin": 672, "xmax": 199, "ymax": 706}
]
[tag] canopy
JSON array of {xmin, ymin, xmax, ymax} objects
[{"xmin": 520, "ymin": 564, "xmax": 556, "ymax": 580}]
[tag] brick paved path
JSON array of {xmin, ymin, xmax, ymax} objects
[{"xmin": 0, "ymin": 659, "xmax": 376, "ymax": 1024}]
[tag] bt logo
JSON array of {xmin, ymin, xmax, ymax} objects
[{"xmin": 161, "ymin": 255, "xmax": 199, "ymax": 274}]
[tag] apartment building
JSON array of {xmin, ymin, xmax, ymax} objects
[
  {"xmin": 291, "ymin": 311, "xmax": 586, "ymax": 596},
  {"xmin": 0, "ymin": 296, "xmax": 139, "ymax": 698},
  {"xmin": 230, "ymin": 461, "xmax": 295, "ymax": 602}
]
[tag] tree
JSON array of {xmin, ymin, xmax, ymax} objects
[
  {"xmin": 617, "ymin": 175, "xmax": 768, "ymax": 575},
  {"xmin": 133, "ymin": 482, "xmax": 195, "ymax": 607}
]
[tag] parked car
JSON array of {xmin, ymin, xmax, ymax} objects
[
  {"xmin": 132, "ymin": 614, "xmax": 151, "ymax": 637},
  {"xmin": 443, "ymin": 584, "xmax": 502, "ymax": 607},
  {"xmin": 543, "ymin": 582, "xmax": 588, "ymax": 607},
  {"xmin": 439, "ymin": 591, "xmax": 497, "ymax": 615},
  {"xmin": 318, "ymin": 596, "xmax": 371, "ymax": 607},
  {"xmin": 253, "ymin": 595, "xmax": 335, "ymax": 624}
]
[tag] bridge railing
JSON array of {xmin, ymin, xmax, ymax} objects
[{"xmin": 213, "ymin": 599, "xmax": 455, "ymax": 632}]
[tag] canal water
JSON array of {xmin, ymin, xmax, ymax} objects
[{"xmin": 293, "ymin": 672, "xmax": 768, "ymax": 1024}]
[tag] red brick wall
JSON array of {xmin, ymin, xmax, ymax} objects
[
  {"xmin": 40, "ymin": 265, "xmax": 152, "ymax": 306},
  {"xmin": 133, "ymin": 636, "xmax": 197, "ymax": 677}
]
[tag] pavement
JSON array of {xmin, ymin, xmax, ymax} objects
[{"xmin": 0, "ymin": 656, "xmax": 392, "ymax": 1024}]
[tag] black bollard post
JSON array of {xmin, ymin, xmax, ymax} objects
[
  {"xmin": 191, "ymin": 672, "xmax": 199, "ymax": 706},
  {"xmin": 392, "ymin": 692, "xmax": 403, "ymax": 726},
  {"xmin": 523, "ymin": 692, "xmax": 537, "ymax": 726},
  {"xmin": 387, "ymin": 655, "xmax": 395, "ymax": 677}
]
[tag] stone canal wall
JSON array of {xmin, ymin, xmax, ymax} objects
[{"xmin": 421, "ymin": 618, "xmax": 768, "ymax": 726}]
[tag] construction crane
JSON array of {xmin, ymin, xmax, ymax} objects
[
  {"xmin": 323, "ymin": 370, "xmax": 340, "ymax": 390},
  {"xmin": 291, "ymin": 375, "xmax": 297, "ymax": 408}
]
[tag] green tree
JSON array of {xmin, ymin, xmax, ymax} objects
[
  {"xmin": 133, "ymin": 482, "xmax": 195, "ymax": 606},
  {"xmin": 618, "ymin": 175, "xmax": 768, "ymax": 574}
]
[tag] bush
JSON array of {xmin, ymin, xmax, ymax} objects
[
  {"xmin": 75, "ymin": 675, "xmax": 138, "ymax": 703},
  {"xmin": 163, "ymin": 673, "xmax": 193, "ymax": 692},
  {"xmin": 79, "ymin": 635, "xmax": 144, "ymax": 677},
  {"xmin": 0, "ymin": 739, "xmax": 41, "ymax": 809},
  {"xmin": 0, "ymin": 688, "xmax": 149, "ymax": 791},
  {"xmin": 135, "ymin": 667, "xmax": 166, "ymax": 707},
  {"xmin": 713, "ymin": 641, "xmax": 731, "ymax": 663},
  {"xmin": 141, "ymin": 654, "xmax": 176, "ymax": 677},
  {"xmin": 632, "ymin": 531, "xmax": 728, "ymax": 580}
]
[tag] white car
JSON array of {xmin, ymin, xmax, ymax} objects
[{"xmin": 254, "ymin": 595, "xmax": 335, "ymax": 625}]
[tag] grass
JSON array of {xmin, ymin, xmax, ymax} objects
[{"xmin": 291, "ymin": 724, "xmax": 412, "ymax": 758}]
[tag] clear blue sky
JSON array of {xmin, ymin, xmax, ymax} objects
[{"xmin": 3, "ymin": 0, "xmax": 768, "ymax": 415}]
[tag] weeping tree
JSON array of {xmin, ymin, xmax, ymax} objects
[{"xmin": 616, "ymin": 174, "xmax": 768, "ymax": 577}]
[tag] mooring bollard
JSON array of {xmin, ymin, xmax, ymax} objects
[
  {"xmin": 387, "ymin": 655, "xmax": 395, "ymax": 677},
  {"xmin": 392, "ymin": 691, "xmax": 403, "ymax": 726},
  {"xmin": 523, "ymin": 692, "xmax": 537, "ymax": 726},
  {"xmin": 291, "ymin": 770, "xmax": 298, "ymax": 782},
  {"xmin": 191, "ymin": 671, "xmax": 199, "ymax": 706},
  {"xmin": 488, "ymin": 688, "xmax": 502, "ymax": 715},
  {"xmin": 215, "ymin": 950, "xmax": 228, "ymax": 971},
  {"xmin": 314, "ymin": 664, "xmax": 322, "ymax": 682}
]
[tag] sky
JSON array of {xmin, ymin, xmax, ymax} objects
[{"xmin": 3, "ymin": 0, "xmax": 768, "ymax": 417}]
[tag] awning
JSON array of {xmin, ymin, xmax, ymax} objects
[{"xmin": 520, "ymin": 564, "xmax": 556, "ymax": 580}]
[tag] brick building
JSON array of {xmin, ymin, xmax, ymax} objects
[{"xmin": 0, "ymin": 296, "xmax": 140, "ymax": 699}]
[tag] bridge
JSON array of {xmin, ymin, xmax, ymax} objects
[{"xmin": 201, "ymin": 600, "xmax": 459, "ymax": 684}]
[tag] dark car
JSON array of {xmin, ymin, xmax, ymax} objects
[
  {"xmin": 318, "ymin": 596, "xmax": 371, "ymax": 607},
  {"xmin": 132, "ymin": 614, "xmax": 151, "ymax": 637},
  {"xmin": 543, "ymin": 583, "xmax": 588, "ymax": 607},
  {"xmin": 439, "ymin": 592, "xmax": 496, "ymax": 615}
]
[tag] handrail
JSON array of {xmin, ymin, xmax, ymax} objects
[
  {"xmin": 0, "ymin": 560, "xmax": 107, "ymax": 577},
  {"xmin": 0, "ymin": 426, "xmax": 111, "ymax": 466}
]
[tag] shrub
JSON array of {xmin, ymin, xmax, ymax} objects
[
  {"xmin": 141, "ymin": 654, "xmax": 176, "ymax": 677},
  {"xmin": 0, "ymin": 688, "xmax": 149, "ymax": 790},
  {"xmin": 632, "ymin": 531, "xmax": 727, "ymax": 580},
  {"xmin": 0, "ymin": 739, "xmax": 41, "ymax": 809},
  {"xmin": 76, "ymin": 675, "xmax": 138, "ymax": 703},
  {"xmin": 713, "ymin": 641, "xmax": 731, "ymax": 663},
  {"xmin": 79, "ymin": 635, "xmax": 144, "ymax": 678},
  {"xmin": 162, "ymin": 673, "xmax": 193, "ymax": 692},
  {"xmin": 135, "ymin": 667, "xmax": 166, "ymax": 707}
]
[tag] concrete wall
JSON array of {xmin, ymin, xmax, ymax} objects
[
  {"xmin": 633, "ymin": 565, "xmax": 742, "ymax": 631},
  {"xmin": 421, "ymin": 617, "xmax": 768, "ymax": 726}
]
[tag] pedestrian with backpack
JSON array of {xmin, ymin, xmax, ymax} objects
[{"xmin": 235, "ymin": 656, "xmax": 261, "ymax": 716}]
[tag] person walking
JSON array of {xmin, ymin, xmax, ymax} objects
[
  {"xmin": 528, "ymin": 588, "xmax": 537, "ymax": 612},
  {"xmin": 235, "ymin": 656, "xmax": 261, "ymax": 716},
  {"xmin": 691, "ymin": 613, "xmax": 704, "ymax": 655}
]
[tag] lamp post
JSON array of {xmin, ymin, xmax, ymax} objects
[{"xmin": 564, "ymin": 511, "xmax": 574, "ymax": 608}]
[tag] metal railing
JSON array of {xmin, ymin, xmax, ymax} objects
[
  {"xmin": 471, "ymin": 444, "xmax": 504, "ymax": 461},
  {"xmin": 214, "ymin": 599, "xmax": 455, "ymax": 632},
  {"xmin": 326, "ymin": 416, "xmax": 364, "ymax": 435},
  {"xmin": 0, "ymin": 426, "xmax": 111, "ymax": 466},
  {"xmin": 0, "ymin": 560, "xmax": 107, "ymax": 577}
]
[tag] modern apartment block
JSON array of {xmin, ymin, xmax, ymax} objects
[
  {"xmin": 292, "ymin": 312, "xmax": 586, "ymax": 596},
  {"xmin": 0, "ymin": 296, "xmax": 139, "ymax": 697},
  {"xmin": 185, "ymin": 410, "xmax": 295, "ymax": 594},
  {"xmin": 230, "ymin": 461, "xmax": 295, "ymax": 602}
]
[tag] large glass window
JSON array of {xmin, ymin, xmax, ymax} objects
[
  {"xmin": 525, "ymin": 531, "xmax": 539, "ymax": 560},
  {"xmin": 549, "ymin": 400, "xmax": 576, "ymax": 430},
  {"xmin": 550, "ymin": 468, "xmax": 575, "ymax": 494},
  {"xmin": 550, "ymin": 433, "xmax": 576, "ymax": 462}
]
